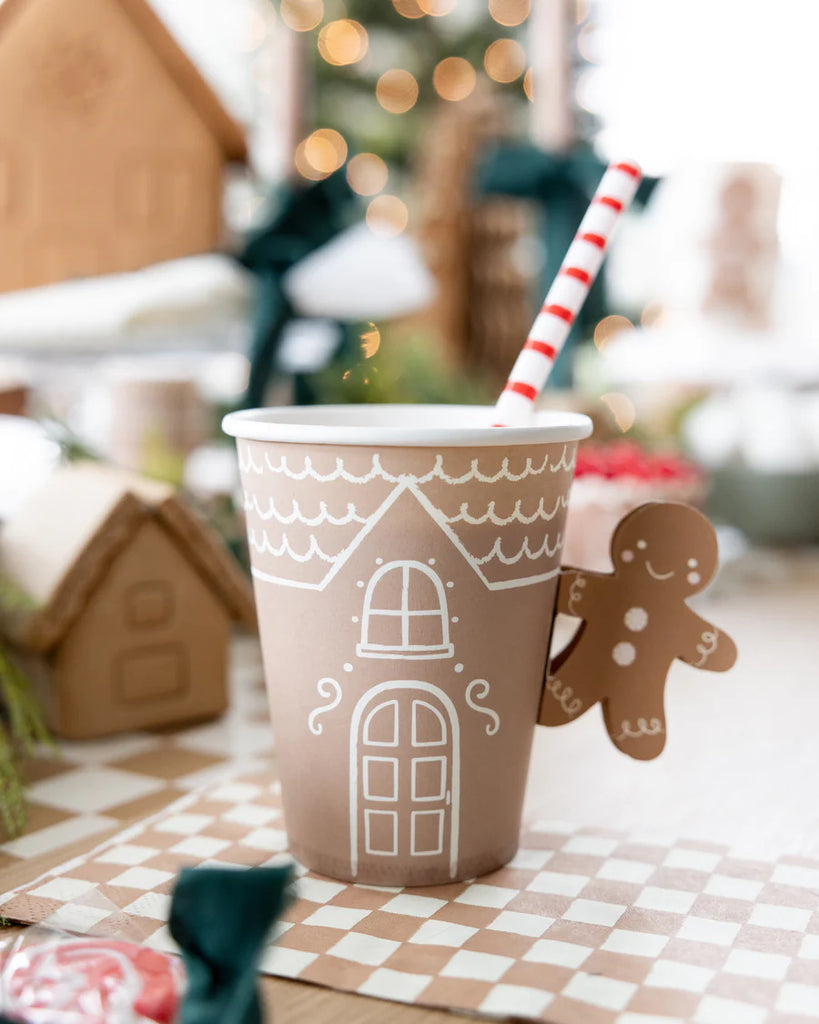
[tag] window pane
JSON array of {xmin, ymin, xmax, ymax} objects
[
  {"xmin": 408, "ymin": 614, "xmax": 445, "ymax": 649},
  {"xmin": 364, "ymin": 613, "xmax": 404, "ymax": 649},
  {"xmin": 369, "ymin": 565, "xmax": 404, "ymax": 611},
  {"xmin": 406, "ymin": 567, "xmax": 442, "ymax": 611}
]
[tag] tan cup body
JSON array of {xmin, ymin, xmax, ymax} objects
[{"xmin": 233, "ymin": 415, "xmax": 585, "ymax": 886}]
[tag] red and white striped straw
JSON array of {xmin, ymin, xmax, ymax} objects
[{"xmin": 493, "ymin": 160, "xmax": 642, "ymax": 426}]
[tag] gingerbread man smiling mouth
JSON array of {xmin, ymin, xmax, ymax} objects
[{"xmin": 539, "ymin": 502, "xmax": 738, "ymax": 760}]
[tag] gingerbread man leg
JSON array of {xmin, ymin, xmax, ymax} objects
[
  {"xmin": 539, "ymin": 640, "xmax": 605, "ymax": 728},
  {"xmin": 602, "ymin": 690, "xmax": 667, "ymax": 760}
]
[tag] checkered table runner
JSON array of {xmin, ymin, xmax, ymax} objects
[{"xmin": 2, "ymin": 772, "xmax": 819, "ymax": 1023}]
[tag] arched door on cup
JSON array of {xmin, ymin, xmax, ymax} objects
[{"xmin": 349, "ymin": 681, "xmax": 460, "ymax": 879}]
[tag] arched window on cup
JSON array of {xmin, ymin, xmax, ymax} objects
[{"xmin": 357, "ymin": 561, "xmax": 454, "ymax": 660}]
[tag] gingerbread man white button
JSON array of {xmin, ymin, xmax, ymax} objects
[
  {"xmin": 612, "ymin": 641, "xmax": 636, "ymax": 666},
  {"xmin": 624, "ymin": 606, "xmax": 648, "ymax": 632}
]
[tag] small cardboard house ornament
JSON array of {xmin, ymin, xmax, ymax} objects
[
  {"xmin": 0, "ymin": 463, "xmax": 256, "ymax": 739},
  {"xmin": 0, "ymin": 0, "xmax": 247, "ymax": 293}
]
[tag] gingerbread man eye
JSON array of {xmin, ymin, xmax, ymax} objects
[
  {"xmin": 621, "ymin": 550, "xmax": 634, "ymax": 563},
  {"xmin": 687, "ymin": 558, "xmax": 698, "ymax": 568},
  {"xmin": 636, "ymin": 539, "xmax": 647, "ymax": 550},
  {"xmin": 687, "ymin": 572, "xmax": 701, "ymax": 585}
]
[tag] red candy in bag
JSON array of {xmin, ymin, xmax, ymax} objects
[{"xmin": 0, "ymin": 936, "xmax": 183, "ymax": 1024}]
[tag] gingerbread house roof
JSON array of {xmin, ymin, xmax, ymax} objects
[
  {"xmin": 0, "ymin": 0, "xmax": 247, "ymax": 162},
  {"xmin": 240, "ymin": 446, "xmax": 576, "ymax": 591},
  {"xmin": 0, "ymin": 462, "xmax": 257, "ymax": 652}
]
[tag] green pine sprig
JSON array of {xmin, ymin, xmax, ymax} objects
[{"xmin": 0, "ymin": 646, "xmax": 51, "ymax": 838}]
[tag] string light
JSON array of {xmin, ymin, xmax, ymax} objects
[
  {"xmin": 376, "ymin": 69, "xmax": 419, "ymax": 114},
  {"xmin": 523, "ymin": 67, "xmax": 534, "ymax": 101},
  {"xmin": 318, "ymin": 19, "xmax": 368, "ymax": 65},
  {"xmin": 488, "ymin": 0, "xmax": 530, "ymax": 27},
  {"xmin": 366, "ymin": 195, "xmax": 409, "ymax": 237},
  {"xmin": 593, "ymin": 315, "xmax": 633, "ymax": 350},
  {"xmin": 600, "ymin": 392, "xmax": 636, "ymax": 432},
  {"xmin": 432, "ymin": 57, "xmax": 476, "ymax": 102},
  {"xmin": 360, "ymin": 323, "xmax": 381, "ymax": 358},
  {"xmin": 280, "ymin": 0, "xmax": 324, "ymax": 32},
  {"xmin": 294, "ymin": 128, "xmax": 347, "ymax": 180},
  {"xmin": 418, "ymin": 0, "xmax": 456, "ymax": 14},
  {"xmin": 575, "ymin": 0, "xmax": 589, "ymax": 23},
  {"xmin": 392, "ymin": 0, "xmax": 425, "ymax": 18},
  {"xmin": 484, "ymin": 39, "xmax": 526, "ymax": 83},
  {"xmin": 346, "ymin": 153, "xmax": 389, "ymax": 195}
]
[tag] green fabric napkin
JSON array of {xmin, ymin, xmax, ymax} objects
[{"xmin": 170, "ymin": 864, "xmax": 293, "ymax": 1024}]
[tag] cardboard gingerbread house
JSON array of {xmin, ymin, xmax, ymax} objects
[
  {"xmin": 0, "ymin": 0, "xmax": 247, "ymax": 293},
  {"xmin": 0, "ymin": 463, "xmax": 256, "ymax": 739}
]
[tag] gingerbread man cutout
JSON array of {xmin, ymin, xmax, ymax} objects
[{"xmin": 540, "ymin": 502, "xmax": 737, "ymax": 760}]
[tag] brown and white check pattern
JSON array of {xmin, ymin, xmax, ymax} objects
[
  {"xmin": 0, "ymin": 637, "xmax": 273, "ymax": 871},
  {"xmin": 2, "ymin": 770, "xmax": 819, "ymax": 1024}
]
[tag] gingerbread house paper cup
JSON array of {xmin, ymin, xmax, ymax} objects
[{"xmin": 224, "ymin": 405, "xmax": 592, "ymax": 885}]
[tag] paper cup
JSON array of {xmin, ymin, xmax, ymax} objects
[{"xmin": 224, "ymin": 405, "xmax": 592, "ymax": 885}]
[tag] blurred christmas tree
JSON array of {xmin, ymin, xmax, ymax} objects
[{"xmin": 277, "ymin": 0, "xmax": 533, "ymax": 198}]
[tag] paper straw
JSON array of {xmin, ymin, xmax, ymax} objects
[{"xmin": 493, "ymin": 160, "xmax": 642, "ymax": 426}]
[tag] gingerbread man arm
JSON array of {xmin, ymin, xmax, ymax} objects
[
  {"xmin": 540, "ymin": 569, "xmax": 613, "ymax": 728},
  {"xmin": 556, "ymin": 567, "xmax": 608, "ymax": 618},
  {"xmin": 677, "ymin": 609, "xmax": 738, "ymax": 672}
]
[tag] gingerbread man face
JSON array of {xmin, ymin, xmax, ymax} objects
[{"xmin": 611, "ymin": 502, "xmax": 718, "ymax": 600}]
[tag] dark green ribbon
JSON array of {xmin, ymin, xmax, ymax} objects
[
  {"xmin": 170, "ymin": 864, "xmax": 293, "ymax": 1024},
  {"xmin": 477, "ymin": 145, "xmax": 658, "ymax": 385},
  {"xmin": 238, "ymin": 169, "xmax": 359, "ymax": 407}
]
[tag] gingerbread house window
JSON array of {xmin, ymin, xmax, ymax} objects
[{"xmin": 357, "ymin": 561, "xmax": 453, "ymax": 660}]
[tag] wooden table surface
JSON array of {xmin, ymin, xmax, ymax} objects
[{"xmin": 2, "ymin": 551, "xmax": 818, "ymax": 1022}]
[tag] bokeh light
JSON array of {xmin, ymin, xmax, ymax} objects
[
  {"xmin": 601, "ymin": 392, "xmax": 636, "ymax": 432},
  {"xmin": 366, "ymin": 195, "xmax": 409, "ymax": 237},
  {"xmin": 593, "ymin": 314, "xmax": 634, "ymax": 350},
  {"xmin": 488, "ymin": 0, "xmax": 530, "ymax": 27},
  {"xmin": 376, "ymin": 69, "xmax": 419, "ymax": 114},
  {"xmin": 238, "ymin": 9, "xmax": 271, "ymax": 52},
  {"xmin": 418, "ymin": 0, "xmax": 457, "ymax": 14},
  {"xmin": 576, "ymin": 0, "xmax": 589, "ymax": 23},
  {"xmin": 392, "ymin": 0, "xmax": 425, "ymax": 18},
  {"xmin": 484, "ymin": 39, "xmax": 526, "ymax": 83},
  {"xmin": 318, "ymin": 19, "xmax": 368, "ymax": 66},
  {"xmin": 346, "ymin": 153, "xmax": 389, "ymax": 195},
  {"xmin": 523, "ymin": 67, "xmax": 534, "ymax": 101},
  {"xmin": 360, "ymin": 323, "xmax": 381, "ymax": 358},
  {"xmin": 280, "ymin": 0, "xmax": 323, "ymax": 32},
  {"xmin": 640, "ymin": 302, "xmax": 666, "ymax": 328},
  {"xmin": 577, "ymin": 23, "xmax": 601, "ymax": 63},
  {"xmin": 294, "ymin": 128, "xmax": 348, "ymax": 180},
  {"xmin": 432, "ymin": 57, "xmax": 476, "ymax": 102}
]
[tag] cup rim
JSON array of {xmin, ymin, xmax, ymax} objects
[{"xmin": 222, "ymin": 404, "xmax": 593, "ymax": 447}]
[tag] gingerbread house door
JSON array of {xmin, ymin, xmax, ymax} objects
[{"xmin": 350, "ymin": 682, "xmax": 460, "ymax": 879}]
